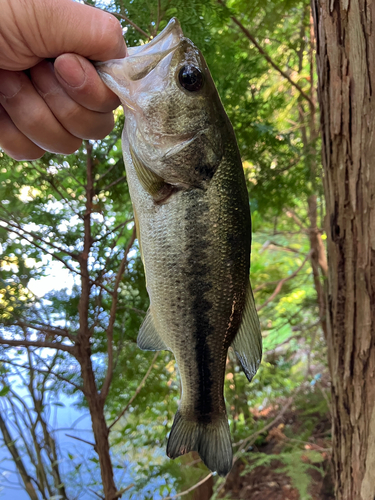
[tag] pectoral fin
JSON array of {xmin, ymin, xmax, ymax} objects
[
  {"xmin": 137, "ymin": 309, "xmax": 169, "ymax": 351},
  {"xmin": 231, "ymin": 283, "xmax": 262, "ymax": 382},
  {"xmin": 130, "ymin": 146, "xmax": 166, "ymax": 196}
]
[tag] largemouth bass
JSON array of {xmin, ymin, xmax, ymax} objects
[{"xmin": 97, "ymin": 18, "xmax": 262, "ymax": 476}]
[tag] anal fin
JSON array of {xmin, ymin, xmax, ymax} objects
[
  {"xmin": 231, "ymin": 283, "xmax": 262, "ymax": 382},
  {"xmin": 137, "ymin": 308, "xmax": 169, "ymax": 351}
]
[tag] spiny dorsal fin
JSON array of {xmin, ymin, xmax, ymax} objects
[
  {"xmin": 137, "ymin": 308, "xmax": 169, "ymax": 351},
  {"xmin": 231, "ymin": 283, "xmax": 262, "ymax": 382}
]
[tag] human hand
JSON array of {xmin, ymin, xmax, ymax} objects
[{"xmin": 0, "ymin": 0, "xmax": 126, "ymax": 160}]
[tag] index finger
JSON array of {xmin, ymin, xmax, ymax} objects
[
  {"xmin": 1, "ymin": 0, "xmax": 127, "ymax": 71},
  {"xmin": 54, "ymin": 54, "xmax": 121, "ymax": 113}
]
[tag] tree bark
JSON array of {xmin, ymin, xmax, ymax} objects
[{"xmin": 312, "ymin": 1, "xmax": 375, "ymax": 498}]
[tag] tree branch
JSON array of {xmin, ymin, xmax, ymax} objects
[
  {"xmin": 101, "ymin": 175, "xmax": 127, "ymax": 192},
  {"xmin": 0, "ymin": 359, "xmax": 83, "ymax": 392},
  {"xmin": 65, "ymin": 434, "xmax": 96, "ymax": 450},
  {"xmin": 0, "ymin": 216, "xmax": 79, "ymax": 259},
  {"xmin": 233, "ymin": 392, "xmax": 298, "ymax": 452},
  {"xmin": 84, "ymin": 1, "xmax": 150, "ymax": 39},
  {"xmin": 111, "ymin": 484, "xmax": 134, "ymax": 500},
  {"xmin": 112, "ymin": 12, "xmax": 150, "ymax": 40},
  {"xmin": 109, "ymin": 351, "xmax": 159, "ymax": 430},
  {"xmin": 93, "ymin": 219, "xmax": 133, "ymax": 244},
  {"xmin": 162, "ymin": 473, "xmax": 213, "ymax": 500},
  {"xmin": 217, "ymin": 0, "xmax": 315, "ymax": 110},
  {"xmin": 260, "ymin": 240, "xmax": 303, "ymax": 254},
  {"xmin": 0, "ymin": 412, "xmax": 39, "ymax": 500},
  {"xmin": 14, "ymin": 320, "xmax": 76, "ymax": 341},
  {"xmin": 256, "ymin": 251, "xmax": 312, "ymax": 311},
  {"xmin": 0, "ymin": 338, "xmax": 75, "ymax": 354},
  {"xmin": 31, "ymin": 163, "xmax": 84, "ymax": 220},
  {"xmin": 284, "ymin": 209, "xmax": 308, "ymax": 231}
]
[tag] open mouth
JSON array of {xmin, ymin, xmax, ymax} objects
[{"xmin": 96, "ymin": 18, "xmax": 184, "ymax": 92}]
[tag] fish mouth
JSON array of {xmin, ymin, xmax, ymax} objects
[{"xmin": 96, "ymin": 18, "xmax": 184, "ymax": 96}]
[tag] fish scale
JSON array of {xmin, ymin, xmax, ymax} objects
[{"xmin": 97, "ymin": 18, "xmax": 262, "ymax": 476}]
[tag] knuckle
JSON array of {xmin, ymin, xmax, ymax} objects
[
  {"xmin": 26, "ymin": 106, "xmax": 47, "ymax": 132},
  {"xmin": 2, "ymin": 145, "xmax": 44, "ymax": 161},
  {"xmin": 59, "ymin": 139, "xmax": 82, "ymax": 155},
  {"xmin": 106, "ymin": 14, "xmax": 123, "ymax": 39},
  {"xmin": 90, "ymin": 115, "xmax": 115, "ymax": 139}
]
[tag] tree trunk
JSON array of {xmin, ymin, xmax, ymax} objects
[{"xmin": 312, "ymin": 1, "xmax": 375, "ymax": 498}]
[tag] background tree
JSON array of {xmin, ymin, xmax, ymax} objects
[
  {"xmin": 312, "ymin": 1, "xmax": 375, "ymax": 499},
  {"xmin": 0, "ymin": 0, "xmax": 335, "ymax": 498}
]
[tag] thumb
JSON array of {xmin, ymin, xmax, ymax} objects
[{"xmin": 0, "ymin": 0, "xmax": 126, "ymax": 70}]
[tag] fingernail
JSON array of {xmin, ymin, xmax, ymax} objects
[
  {"xmin": 0, "ymin": 71, "xmax": 22, "ymax": 99},
  {"xmin": 54, "ymin": 55, "xmax": 86, "ymax": 88}
]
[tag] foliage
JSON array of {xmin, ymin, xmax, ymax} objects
[{"xmin": 241, "ymin": 449, "xmax": 324, "ymax": 500}]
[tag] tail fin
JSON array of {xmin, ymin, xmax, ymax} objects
[{"xmin": 166, "ymin": 410, "xmax": 232, "ymax": 476}]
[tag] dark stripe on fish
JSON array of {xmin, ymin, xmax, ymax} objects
[{"xmin": 184, "ymin": 191, "xmax": 214, "ymax": 423}]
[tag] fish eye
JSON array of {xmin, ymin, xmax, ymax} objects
[{"xmin": 178, "ymin": 65, "xmax": 204, "ymax": 92}]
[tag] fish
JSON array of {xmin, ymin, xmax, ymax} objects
[{"xmin": 96, "ymin": 18, "xmax": 262, "ymax": 476}]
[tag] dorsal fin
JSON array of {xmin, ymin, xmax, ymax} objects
[{"xmin": 231, "ymin": 283, "xmax": 262, "ymax": 382}]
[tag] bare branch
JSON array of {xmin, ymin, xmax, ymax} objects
[
  {"xmin": 284, "ymin": 209, "xmax": 308, "ymax": 230},
  {"xmin": 31, "ymin": 163, "xmax": 84, "ymax": 220},
  {"xmin": 0, "ymin": 412, "xmax": 39, "ymax": 500},
  {"xmin": 2, "ymin": 224, "xmax": 82, "ymax": 276},
  {"xmin": 93, "ymin": 219, "xmax": 133, "ymax": 243},
  {"xmin": 0, "ymin": 216, "xmax": 79, "ymax": 259},
  {"xmin": 65, "ymin": 434, "xmax": 96, "ymax": 449},
  {"xmin": 88, "ymin": 488, "xmax": 104, "ymax": 500},
  {"xmin": 0, "ymin": 338, "xmax": 75, "ymax": 354},
  {"xmin": 111, "ymin": 484, "xmax": 135, "ymax": 500},
  {"xmin": 256, "ymin": 251, "xmax": 312, "ymax": 311},
  {"xmin": 101, "ymin": 175, "xmax": 127, "ymax": 192},
  {"xmin": 260, "ymin": 240, "xmax": 303, "ymax": 255},
  {"xmin": 109, "ymin": 352, "xmax": 159, "ymax": 430},
  {"xmin": 0, "ymin": 359, "xmax": 83, "ymax": 392},
  {"xmin": 15, "ymin": 320, "xmax": 76, "ymax": 341},
  {"xmin": 162, "ymin": 473, "xmax": 213, "ymax": 500},
  {"xmin": 101, "ymin": 227, "xmax": 136, "ymax": 402},
  {"xmin": 112, "ymin": 12, "xmax": 150, "ymax": 39},
  {"xmin": 217, "ymin": 0, "xmax": 315, "ymax": 110},
  {"xmin": 94, "ymin": 159, "xmax": 122, "ymax": 185},
  {"xmin": 83, "ymin": 0, "xmax": 150, "ymax": 39}
]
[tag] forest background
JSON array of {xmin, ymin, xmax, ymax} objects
[{"xmin": 0, "ymin": 0, "xmax": 333, "ymax": 499}]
